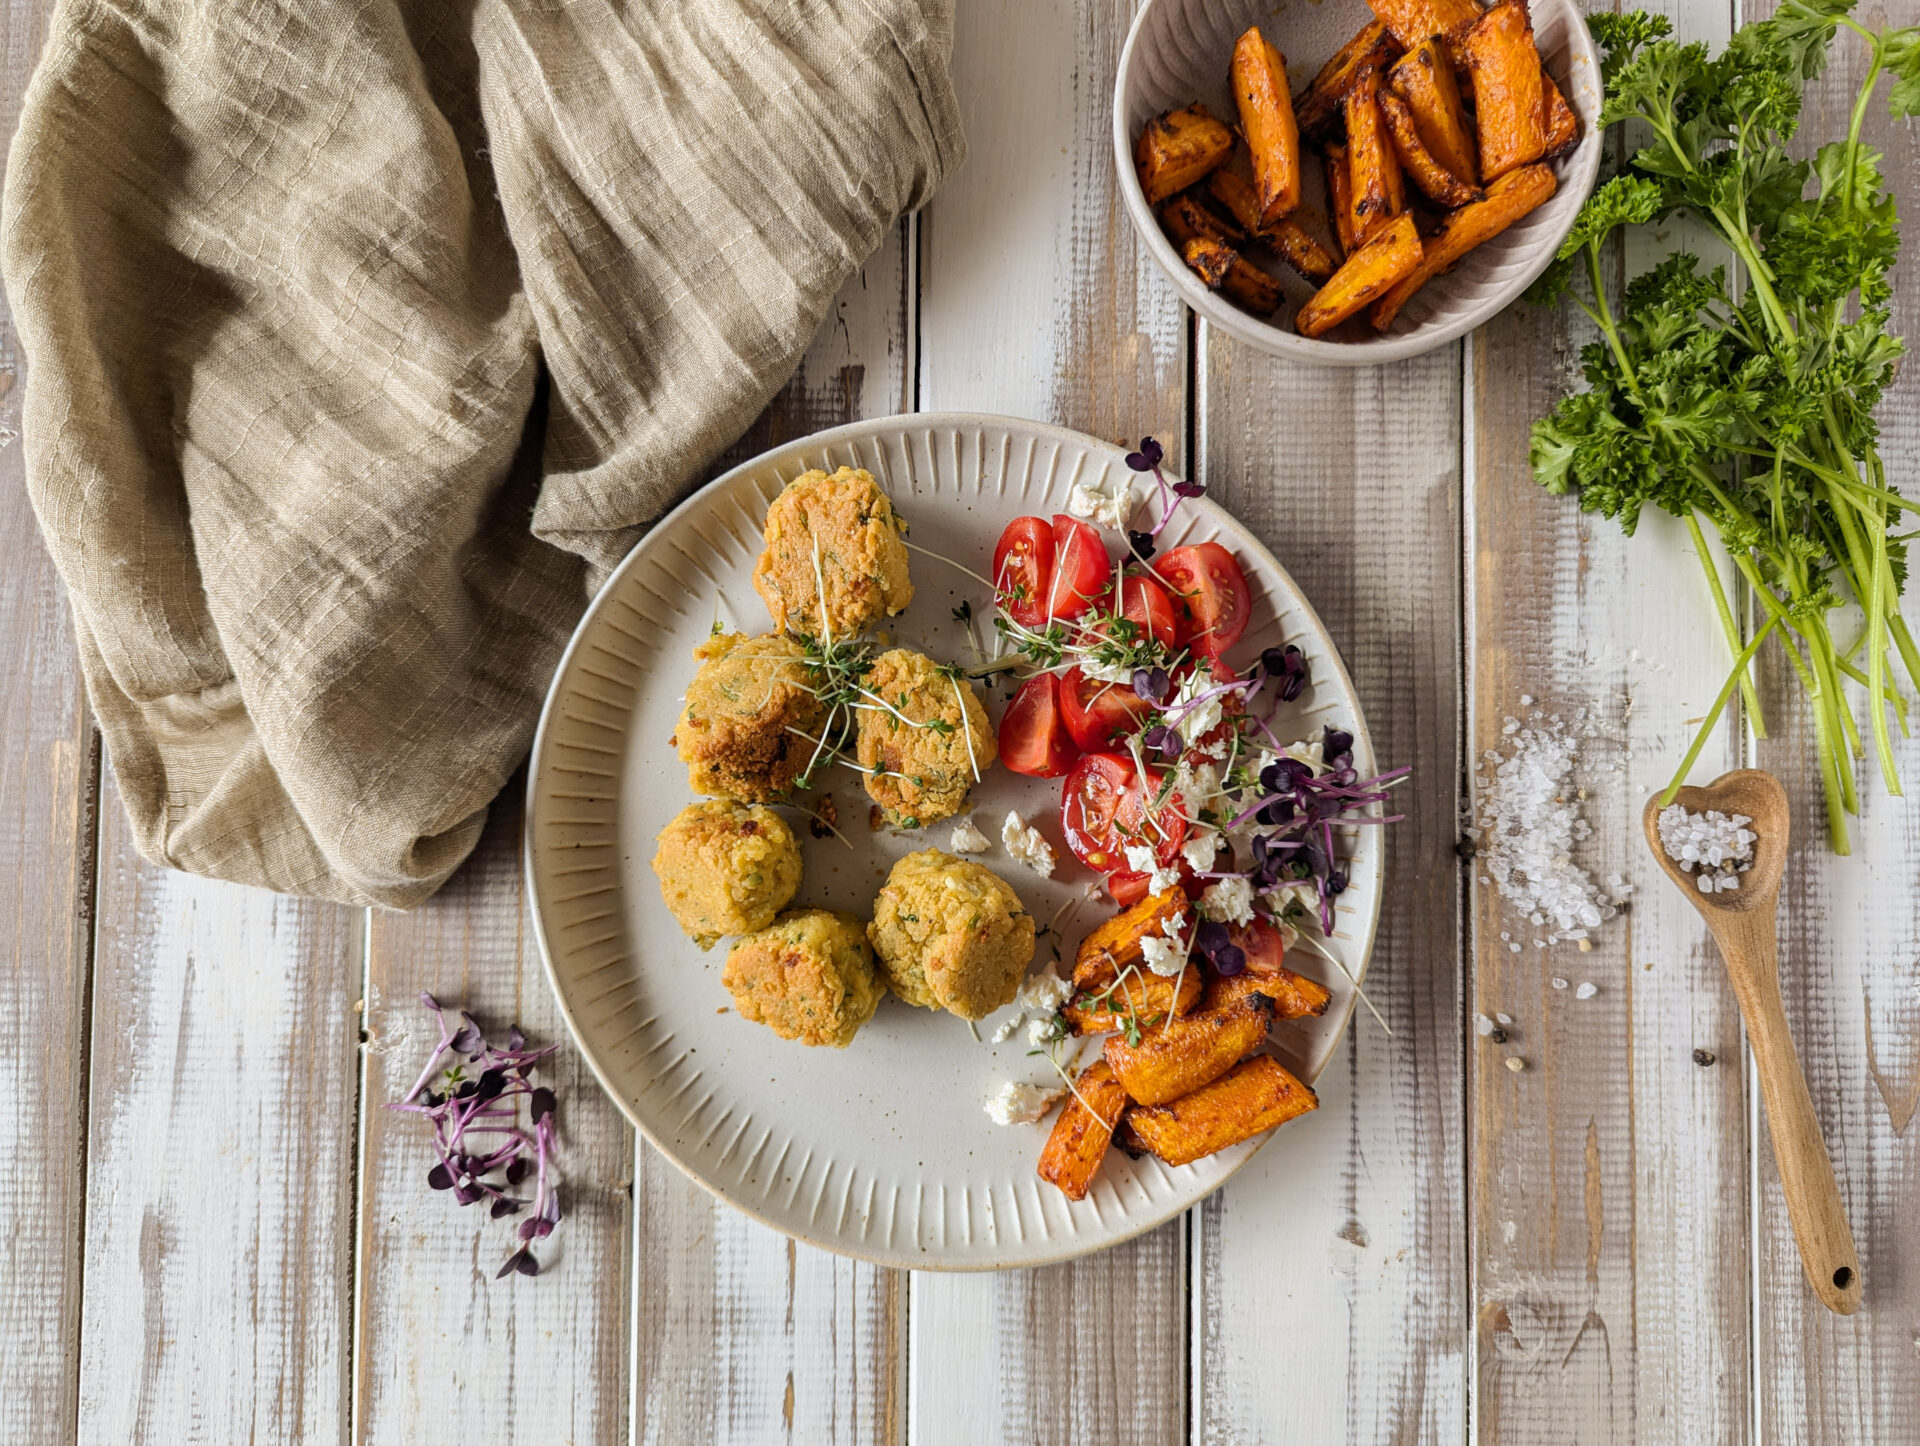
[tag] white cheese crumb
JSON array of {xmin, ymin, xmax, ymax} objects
[
  {"xmin": 983, "ymin": 1079, "xmax": 1065, "ymax": 1126},
  {"xmin": 1078, "ymin": 656, "xmax": 1135, "ymax": 684},
  {"xmin": 1199, "ymin": 876, "xmax": 1255, "ymax": 927},
  {"xmin": 1001, "ymin": 812, "xmax": 1056, "ymax": 877},
  {"xmin": 949, "ymin": 816, "xmax": 990, "ymax": 853},
  {"xmin": 1065, "ymin": 472, "xmax": 1134, "ymax": 531},
  {"xmin": 1180, "ymin": 831, "xmax": 1220, "ymax": 872},
  {"xmin": 1026, "ymin": 1017, "xmax": 1055, "ymax": 1047},
  {"xmin": 1016, "ymin": 965, "xmax": 1072, "ymax": 1014},
  {"xmin": 1575, "ymin": 982, "xmax": 1598, "ymax": 1000},
  {"xmin": 1122, "ymin": 842, "xmax": 1180, "ymax": 896},
  {"xmin": 1140, "ymin": 909, "xmax": 1190, "ymax": 976},
  {"xmin": 1170, "ymin": 669, "xmax": 1224, "ymax": 745},
  {"xmin": 990, "ymin": 1013, "xmax": 1024, "ymax": 1043}
]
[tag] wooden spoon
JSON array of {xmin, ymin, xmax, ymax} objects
[{"xmin": 1642, "ymin": 768, "xmax": 1861, "ymax": 1315}]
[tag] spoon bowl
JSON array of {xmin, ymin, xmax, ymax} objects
[
  {"xmin": 1643, "ymin": 767, "xmax": 1861, "ymax": 1315},
  {"xmin": 1643, "ymin": 768, "xmax": 1789, "ymax": 917}
]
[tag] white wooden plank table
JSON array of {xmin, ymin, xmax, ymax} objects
[{"xmin": 3, "ymin": 0, "xmax": 1918, "ymax": 1440}]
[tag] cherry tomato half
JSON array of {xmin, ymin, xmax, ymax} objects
[
  {"xmin": 1058, "ymin": 665, "xmax": 1153, "ymax": 754},
  {"xmin": 1230, "ymin": 918, "xmax": 1288, "ymax": 975},
  {"xmin": 992, "ymin": 516, "xmax": 1055, "ymax": 628},
  {"xmin": 1059, "ymin": 752, "xmax": 1187, "ymax": 876},
  {"xmin": 1043, "ymin": 514, "xmax": 1111, "ymax": 621},
  {"xmin": 1091, "ymin": 573, "xmax": 1179, "ymax": 652},
  {"xmin": 997, "ymin": 673, "xmax": 1079, "ymax": 778},
  {"xmin": 1106, "ymin": 870, "xmax": 1151, "ymax": 907},
  {"xmin": 1154, "ymin": 541, "xmax": 1252, "ymax": 659}
]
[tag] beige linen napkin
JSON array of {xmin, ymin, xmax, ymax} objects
[{"xmin": 2, "ymin": 0, "xmax": 961, "ymax": 906}]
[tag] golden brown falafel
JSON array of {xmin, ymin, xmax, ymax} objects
[
  {"xmin": 753, "ymin": 467, "xmax": 913, "ymax": 639},
  {"xmin": 651, "ymin": 800, "xmax": 803, "ymax": 948},
  {"xmin": 723, "ymin": 910, "xmax": 886, "ymax": 1047},
  {"xmin": 868, "ymin": 850, "xmax": 1035, "ymax": 1020},
  {"xmin": 672, "ymin": 631, "xmax": 829, "ymax": 802},
  {"xmin": 854, "ymin": 648, "xmax": 996, "ymax": 827}
]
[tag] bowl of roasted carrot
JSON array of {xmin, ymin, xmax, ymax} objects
[{"xmin": 1114, "ymin": 0, "xmax": 1602, "ymax": 362}]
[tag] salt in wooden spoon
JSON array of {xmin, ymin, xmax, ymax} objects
[{"xmin": 1642, "ymin": 768, "xmax": 1862, "ymax": 1315}]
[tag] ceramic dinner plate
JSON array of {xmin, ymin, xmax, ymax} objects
[{"xmin": 525, "ymin": 414, "xmax": 1383, "ymax": 1269}]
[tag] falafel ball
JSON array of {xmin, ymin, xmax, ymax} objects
[
  {"xmin": 652, "ymin": 800, "xmax": 803, "ymax": 948},
  {"xmin": 868, "ymin": 850, "xmax": 1035, "ymax": 1020},
  {"xmin": 723, "ymin": 910, "xmax": 886, "ymax": 1048},
  {"xmin": 753, "ymin": 467, "xmax": 913, "ymax": 638},
  {"xmin": 672, "ymin": 631, "xmax": 828, "ymax": 802},
  {"xmin": 855, "ymin": 648, "xmax": 996, "ymax": 827}
]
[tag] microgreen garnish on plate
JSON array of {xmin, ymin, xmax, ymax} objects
[
  {"xmin": 1528, "ymin": 1, "xmax": 1920, "ymax": 852},
  {"xmin": 389, "ymin": 994, "xmax": 562, "ymax": 1279}
]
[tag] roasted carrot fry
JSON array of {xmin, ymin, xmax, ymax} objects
[
  {"xmin": 1204, "ymin": 172, "xmax": 1337, "ymax": 283},
  {"xmin": 1181, "ymin": 236, "xmax": 1237, "ymax": 290},
  {"xmin": 1037, "ymin": 1059, "xmax": 1130, "ymax": 1200},
  {"xmin": 1461, "ymin": 0, "xmax": 1551, "ymax": 182},
  {"xmin": 1324, "ymin": 143, "xmax": 1357, "ymax": 257},
  {"xmin": 1208, "ymin": 966, "xmax": 1333, "ymax": 1020},
  {"xmin": 1064, "ymin": 964, "xmax": 1204, "ymax": 1036},
  {"xmin": 1365, "ymin": 0, "xmax": 1483, "ymax": 52},
  {"xmin": 1182, "ymin": 236, "xmax": 1282, "ymax": 314},
  {"xmin": 1293, "ymin": 20, "xmax": 1401, "ymax": 139},
  {"xmin": 1379, "ymin": 89, "xmax": 1482, "ymax": 207},
  {"xmin": 1104, "ymin": 993, "xmax": 1272, "ymax": 1106},
  {"xmin": 1344, "ymin": 68, "xmax": 1405, "ymax": 247},
  {"xmin": 1074, "ymin": 891, "xmax": 1190, "ymax": 992},
  {"xmin": 1126, "ymin": 1055, "xmax": 1319, "ymax": 1166},
  {"xmin": 1388, "ymin": 38, "xmax": 1479, "ymax": 184},
  {"xmin": 1370, "ymin": 162, "xmax": 1555, "ymax": 330},
  {"xmin": 1134, "ymin": 104, "xmax": 1235, "ymax": 205},
  {"xmin": 1296, "ymin": 211, "xmax": 1423, "ymax": 338},
  {"xmin": 1115, "ymin": 1115, "xmax": 1151, "ymax": 1159},
  {"xmin": 1542, "ymin": 73, "xmax": 1581, "ymax": 159},
  {"xmin": 1160, "ymin": 193, "xmax": 1245, "ymax": 248},
  {"xmin": 1230, "ymin": 27, "xmax": 1302, "ymax": 225}
]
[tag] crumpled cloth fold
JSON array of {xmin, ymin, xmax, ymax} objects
[{"xmin": 2, "ymin": 0, "xmax": 961, "ymax": 905}]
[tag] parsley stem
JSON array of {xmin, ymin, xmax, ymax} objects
[
  {"xmin": 1687, "ymin": 511, "xmax": 1766, "ymax": 739},
  {"xmin": 1662, "ymin": 616, "xmax": 1777, "ymax": 805}
]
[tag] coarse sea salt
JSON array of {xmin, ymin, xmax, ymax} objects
[
  {"xmin": 1466, "ymin": 711, "xmax": 1630, "ymax": 945},
  {"xmin": 1656, "ymin": 803, "xmax": 1756, "ymax": 894}
]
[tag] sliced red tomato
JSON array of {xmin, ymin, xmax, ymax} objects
[
  {"xmin": 1092, "ymin": 574, "xmax": 1179, "ymax": 651},
  {"xmin": 1154, "ymin": 541, "xmax": 1252, "ymax": 659},
  {"xmin": 1230, "ymin": 918, "xmax": 1288, "ymax": 975},
  {"xmin": 1057, "ymin": 665, "xmax": 1152, "ymax": 754},
  {"xmin": 1106, "ymin": 870, "xmax": 1151, "ymax": 907},
  {"xmin": 1188, "ymin": 657, "xmax": 1249, "ymax": 758},
  {"xmin": 1059, "ymin": 752, "xmax": 1187, "ymax": 877},
  {"xmin": 1043, "ymin": 514, "xmax": 1111, "ymax": 621},
  {"xmin": 997, "ymin": 674, "xmax": 1078, "ymax": 777},
  {"xmin": 992, "ymin": 516, "xmax": 1055, "ymax": 628}
]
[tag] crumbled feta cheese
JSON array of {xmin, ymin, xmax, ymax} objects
[
  {"xmin": 1065, "ymin": 471, "xmax": 1135, "ymax": 531},
  {"xmin": 1199, "ymin": 875, "xmax": 1255, "ymax": 926},
  {"xmin": 1170, "ymin": 669, "xmax": 1223, "ymax": 745},
  {"xmin": 1122, "ymin": 842, "xmax": 1179, "ymax": 895},
  {"xmin": 1140, "ymin": 909, "xmax": 1189, "ymax": 976},
  {"xmin": 1282, "ymin": 737, "xmax": 1323, "ymax": 770},
  {"xmin": 1016, "ymin": 965, "xmax": 1073, "ymax": 1013},
  {"xmin": 1026, "ymin": 1017, "xmax": 1055, "ymax": 1047},
  {"xmin": 1180, "ymin": 831, "xmax": 1220, "ymax": 872},
  {"xmin": 983, "ymin": 1079, "xmax": 1065, "ymax": 1125},
  {"xmin": 1173, "ymin": 761, "xmax": 1224, "ymax": 819},
  {"xmin": 949, "ymin": 816, "xmax": 990, "ymax": 853},
  {"xmin": 1078, "ymin": 656, "xmax": 1135, "ymax": 685},
  {"xmin": 990, "ymin": 1013, "xmax": 1024, "ymax": 1043},
  {"xmin": 1002, "ymin": 812, "xmax": 1056, "ymax": 877}
]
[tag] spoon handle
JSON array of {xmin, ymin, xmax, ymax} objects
[{"xmin": 1721, "ymin": 915, "xmax": 1863, "ymax": 1315}]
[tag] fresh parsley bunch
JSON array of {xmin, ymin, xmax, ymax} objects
[{"xmin": 1528, "ymin": 1, "xmax": 1920, "ymax": 852}]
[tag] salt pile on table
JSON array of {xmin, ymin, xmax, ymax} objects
[
  {"xmin": 1656, "ymin": 804, "xmax": 1755, "ymax": 894},
  {"xmin": 1466, "ymin": 712, "xmax": 1629, "ymax": 946}
]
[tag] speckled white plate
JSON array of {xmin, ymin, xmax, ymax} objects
[{"xmin": 525, "ymin": 414, "xmax": 1383, "ymax": 1269}]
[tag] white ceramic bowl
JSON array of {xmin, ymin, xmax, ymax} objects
[{"xmin": 1113, "ymin": 0, "xmax": 1602, "ymax": 365}]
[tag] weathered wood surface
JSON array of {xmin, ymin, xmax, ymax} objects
[
  {"xmin": 1466, "ymin": 2, "xmax": 1752, "ymax": 1438},
  {"xmin": 908, "ymin": 0, "xmax": 1189, "ymax": 1441},
  {"xmin": 1751, "ymin": 1, "xmax": 1920, "ymax": 1439},
  {"xmin": 78, "ymin": 793, "xmax": 361, "ymax": 1444},
  {"xmin": 0, "ymin": 1, "xmax": 86, "ymax": 1440},
  {"xmin": 1193, "ymin": 340, "xmax": 1468, "ymax": 1443}
]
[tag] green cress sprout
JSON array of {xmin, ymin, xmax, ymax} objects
[
  {"xmin": 389, "ymin": 995, "xmax": 562, "ymax": 1278},
  {"xmin": 1528, "ymin": 2, "xmax": 1920, "ymax": 853}
]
